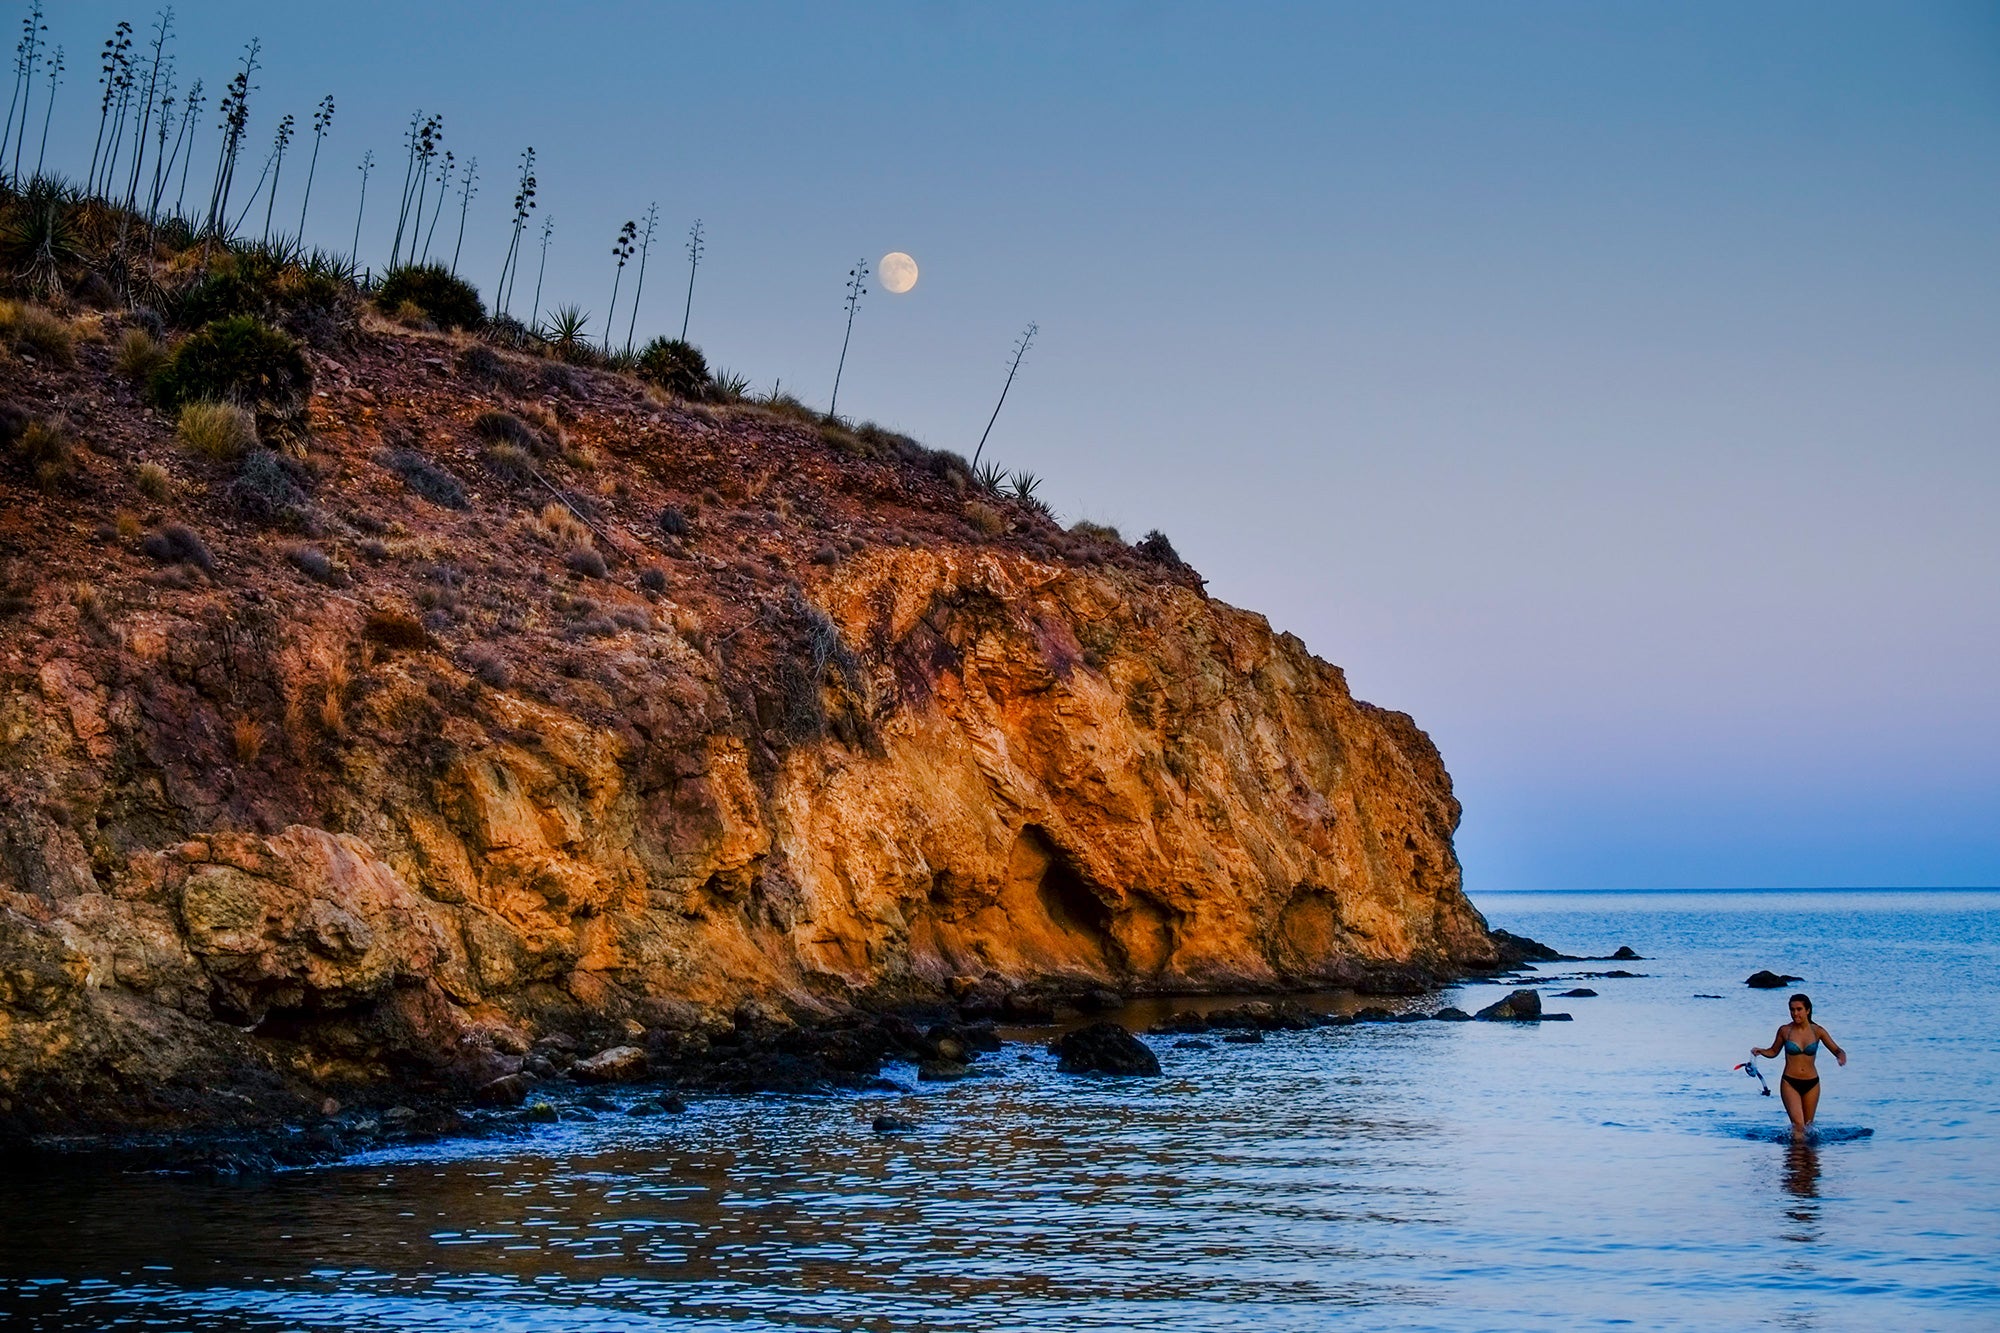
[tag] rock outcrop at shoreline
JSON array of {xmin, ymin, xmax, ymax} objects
[{"xmin": 0, "ymin": 306, "xmax": 1498, "ymax": 1143}]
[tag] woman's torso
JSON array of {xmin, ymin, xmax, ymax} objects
[{"xmin": 1782, "ymin": 1022, "xmax": 1820, "ymax": 1078}]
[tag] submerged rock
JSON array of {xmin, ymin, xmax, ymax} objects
[
  {"xmin": 1055, "ymin": 1021, "xmax": 1161, "ymax": 1076},
  {"xmin": 1432, "ymin": 1007, "xmax": 1472, "ymax": 1021},
  {"xmin": 872, "ymin": 1114, "xmax": 915, "ymax": 1133},
  {"xmin": 1611, "ymin": 946, "xmax": 1642, "ymax": 960},
  {"xmin": 1558, "ymin": 988, "xmax": 1598, "ymax": 998},
  {"xmin": 1474, "ymin": 989, "xmax": 1543, "ymax": 1021},
  {"xmin": 1745, "ymin": 970, "xmax": 1803, "ymax": 989}
]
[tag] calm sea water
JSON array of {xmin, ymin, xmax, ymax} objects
[{"xmin": 3, "ymin": 889, "xmax": 1996, "ymax": 1331}]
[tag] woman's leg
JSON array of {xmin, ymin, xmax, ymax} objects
[
  {"xmin": 1780, "ymin": 1079, "xmax": 1807, "ymax": 1138},
  {"xmin": 1801, "ymin": 1078, "xmax": 1821, "ymax": 1130}
]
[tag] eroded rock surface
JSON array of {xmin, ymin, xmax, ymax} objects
[{"xmin": 0, "ymin": 317, "xmax": 1501, "ymax": 1141}]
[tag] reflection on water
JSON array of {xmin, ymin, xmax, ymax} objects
[{"xmin": 3, "ymin": 890, "xmax": 1998, "ymax": 1330}]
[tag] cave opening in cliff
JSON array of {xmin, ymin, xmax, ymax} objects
[{"xmin": 1018, "ymin": 826, "xmax": 1114, "ymax": 946}]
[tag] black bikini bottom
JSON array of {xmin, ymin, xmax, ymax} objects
[{"xmin": 1783, "ymin": 1075, "xmax": 1819, "ymax": 1096}]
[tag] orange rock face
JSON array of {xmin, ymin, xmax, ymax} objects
[{"xmin": 0, "ymin": 318, "xmax": 1495, "ymax": 1135}]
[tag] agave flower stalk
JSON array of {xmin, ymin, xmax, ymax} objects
[
  {"xmin": 680, "ymin": 218, "xmax": 703, "ymax": 340},
  {"xmin": 169, "ymin": 78, "xmax": 203, "ymax": 217},
  {"xmin": 494, "ymin": 146, "xmax": 535, "ymax": 316},
  {"xmin": 350, "ymin": 148, "xmax": 373, "ymax": 259},
  {"xmin": 828, "ymin": 257, "xmax": 869, "ymax": 421},
  {"xmin": 4, "ymin": 1, "xmax": 45, "ymax": 185},
  {"xmin": 31, "ymin": 42, "xmax": 59, "ymax": 181},
  {"xmin": 603, "ymin": 218, "xmax": 638, "ymax": 349},
  {"xmin": 448, "ymin": 154, "xmax": 477, "ymax": 275},
  {"xmin": 261, "ymin": 112, "xmax": 294, "ymax": 242},
  {"xmin": 87, "ymin": 21, "xmax": 131, "ymax": 195},
  {"xmin": 204, "ymin": 41, "xmax": 259, "ymax": 237},
  {"xmin": 623, "ymin": 201, "xmax": 658, "ymax": 356},
  {"xmin": 972, "ymin": 321, "xmax": 1037, "ymax": 470},
  {"xmin": 121, "ymin": 6, "xmax": 174, "ymax": 210},
  {"xmin": 529, "ymin": 213, "xmax": 553, "ymax": 326},
  {"xmin": 144, "ymin": 72, "xmax": 176, "ymax": 220},
  {"xmin": 295, "ymin": 94, "xmax": 333, "ymax": 239},
  {"xmin": 420, "ymin": 149, "xmax": 453, "ymax": 263}
]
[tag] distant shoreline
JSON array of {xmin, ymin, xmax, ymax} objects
[{"xmin": 1479, "ymin": 885, "xmax": 2000, "ymax": 896}]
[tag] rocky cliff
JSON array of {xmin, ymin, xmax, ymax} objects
[{"xmin": 0, "ymin": 306, "xmax": 1497, "ymax": 1141}]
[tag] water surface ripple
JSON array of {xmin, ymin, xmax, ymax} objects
[{"xmin": 4, "ymin": 889, "xmax": 1996, "ymax": 1330}]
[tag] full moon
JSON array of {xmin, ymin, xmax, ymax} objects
[{"xmin": 880, "ymin": 251, "xmax": 919, "ymax": 294}]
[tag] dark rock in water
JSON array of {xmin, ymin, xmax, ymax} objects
[
  {"xmin": 872, "ymin": 1114, "xmax": 915, "ymax": 1133},
  {"xmin": 1319, "ymin": 1012, "xmax": 1357, "ymax": 1026},
  {"xmin": 578, "ymin": 1093, "xmax": 616, "ymax": 1111},
  {"xmin": 658, "ymin": 1093, "xmax": 687, "ymax": 1113},
  {"xmin": 1055, "ymin": 1021, "xmax": 1161, "ymax": 1076},
  {"xmin": 625, "ymin": 1100, "xmax": 661, "ymax": 1117},
  {"xmin": 1391, "ymin": 1011, "xmax": 1430, "ymax": 1023},
  {"xmin": 1475, "ymin": 989, "xmax": 1542, "ymax": 1021},
  {"xmin": 1353, "ymin": 1006, "xmax": 1395, "ymax": 1022},
  {"xmin": 1432, "ymin": 1007, "xmax": 1472, "ymax": 1021},
  {"xmin": 1001, "ymin": 992, "xmax": 1057, "ymax": 1024},
  {"xmin": 1222, "ymin": 1030, "xmax": 1265, "ymax": 1044},
  {"xmin": 1077, "ymin": 988, "xmax": 1125, "ymax": 1013},
  {"xmin": 1558, "ymin": 988, "xmax": 1598, "ymax": 998},
  {"xmin": 1490, "ymin": 928, "xmax": 1573, "ymax": 964},
  {"xmin": 1746, "ymin": 970, "xmax": 1803, "ymax": 989},
  {"xmin": 571, "ymin": 1046, "xmax": 649, "ymax": 1084},
  {"xmin": 1173, "ymin": 1040, "xmax": 1214, "ymax": 1051},
  {"xmin": 383, "ymin": 1106, "xmax": 417, "ymax": 1125},
  {"xmin": 523, "ymin": 1099, "xmax": 559, "ymax": 1123},
  {"xmin": 1542, "ymin": 1013, "xmax": 1573, "ymax": 1021},
  {"xmin": 1601, "ymin": 970, "xmax": 1641, "ymax": 979},
  {"xmin": 1693, "ymin": 994, "xmax": 1723, "ymax": 1000},
  {"xmin": 1611, "ymin": 946, "xmax": 1642, "ymax": 960},
  {"xmin": 475, "ymin": 1073, "xmax": 532, "ymax": 1107},
  {"xmin": 1150, "ymin": 1010, "xmax": 1211, "ymax": 1035},
  {"xmin": 917, "ymin": 1059, "xmax": 968, "ymax": 1082}
]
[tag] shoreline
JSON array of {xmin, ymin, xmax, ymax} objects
[{"xmin": 4, "ymin": 958, "xmax": 1564, "ymax": 1175}]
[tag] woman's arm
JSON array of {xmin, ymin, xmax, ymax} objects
[
  {"xmin": 1752, "ymin": 1027, "xmax": 1785, "ymax": 1059},
  {"xmin": 1817, "ymin": 1024, "xmax": 1846, "ymax": 1066}
]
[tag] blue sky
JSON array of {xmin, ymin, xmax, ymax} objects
[{"xmin": 35, "ymin": 2, "xmax": 2000, "ymax": 889}]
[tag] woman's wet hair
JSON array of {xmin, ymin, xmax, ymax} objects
[{"xmin": 1789, "ymin": 992, "xmax": 1813, "ymax": 1017}]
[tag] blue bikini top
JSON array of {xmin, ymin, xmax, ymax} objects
[{"xmin": 1784, "ymin": 1034, "xmax": 1820, "ymax": 1056}]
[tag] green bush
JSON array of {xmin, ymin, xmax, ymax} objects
[
  {"xmin": 152, "ymin": 317, "xmax": 311, "ymax": 419},
  {"xmin": 374, "ymin": 264, "xmax": 484, "ymax": 330},
  {"xmin": 638, "ymin": 337, "xmax": 708, "ymax": 397},
  {"xmin": 171, "ymin": 245, "xmax": 356, "ymax": 340}
]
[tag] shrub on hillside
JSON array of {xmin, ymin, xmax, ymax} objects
[
  {"xmin": 228, "ymin": 449, "xmax": 313, "ymax": 526},
  {"xmin": 176, "ymin": 401, "xmax": 259, "ymax": 460},
  {"xmin": 140, "ymin": 522, "xmax": 216, "ymax": 574},
  {"xmin": 0, "ymin": 299, "xmax": 75, "ymax": 365},
  {"xmin": 379, "ymin": 447, "xmax": 468, "ymax": 509},
  {"xmin": 152, "ymin": 317, "xmax": 311, "ymax": 419},
  {"xmin": 171, "ymin": 246, "xmax": 356, "ymax": 341},
  {"xmin": 472, "ymin": 410, "xmax": 543, "ymax": 455},
  {"xmin": 113, "ymin": 327, "xmax": 169, "ymax": 382},
  {"xmin": 374, "ymin": 264, "xmax": 484, "ymax": 330},
  {"xmin": 8, "ymin": 415, "xmax": 75, "ymax": 488},
  {"xmin": 637, "ymin": 337, "xmax": 708, "ymax": 397}
]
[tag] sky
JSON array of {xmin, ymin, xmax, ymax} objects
[{"xmin": 30, "ymin": 2, "xmax": 2000, "ymax": 891}]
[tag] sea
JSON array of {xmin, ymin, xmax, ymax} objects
[{"xmin": 2, "ymin": 888, "xmax": 1995, "ymax": 1331}]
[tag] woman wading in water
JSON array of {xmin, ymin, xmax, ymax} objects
[{"xmin": 1752, "ymin": 993, "xmax": 1846, "ymax": 1139}]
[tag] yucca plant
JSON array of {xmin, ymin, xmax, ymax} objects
[
  {"xmin": 493, "ymin": 146, "xmax": 535, "ymax": 316},
  {"xmin": 707, "ymin": 367, "xmax": 750, "ymax": 403},
  {"xmin": 539, "ymin": 303, "xmax": 591, "ymax": 362},
  {"xmin": 973, "ymin": 460, "xmax": 1007, "ymax": 496}
]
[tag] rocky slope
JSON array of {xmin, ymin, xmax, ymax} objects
[{"xmin": 0, "ymin": 307, "xmax": 1499, "ymax": 1142}]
